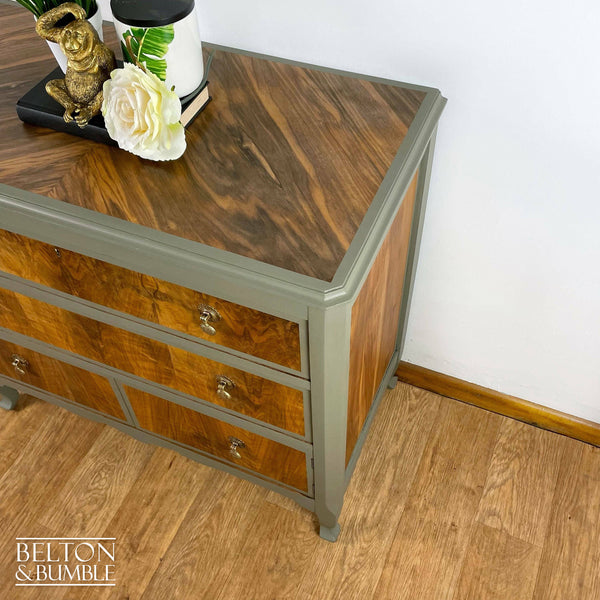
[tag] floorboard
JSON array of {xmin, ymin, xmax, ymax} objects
[
  {"xmin": 453, "ymin": 522, "xmax": 541, "ymax": 600},
  {"xmin": 1, "ymin": 386, "xmax": 599, "ymax": 599},
  {"xmin": 373, "ymin": 399, "xmax": 502, "ymax": 600},
  {"xmin": 532, "ymin": 440, "xmax": 600, "ymax": 599},
  {"xmin": 476, "ymin": 418, "xmax": 564, "ymax": 546}
]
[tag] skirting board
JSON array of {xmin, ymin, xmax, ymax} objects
[{"xmin": 396, "ymin": 361, "xmax": 600, "ymax": 447}]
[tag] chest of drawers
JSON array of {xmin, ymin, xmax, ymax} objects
[{"xmin": 0, "ymin": 6, "xmax": 445, "ymax": 541}]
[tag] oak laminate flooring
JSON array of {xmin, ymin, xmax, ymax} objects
[
  {"xmin": 532, "ymin": 440, "xmax": 600, "ymax": 599},
  {"xmin": 0, "ymin": 401, "xmax": 103, "ymax": 594},
  {"xmin": 21, "ymin": 432, "xmax": 155, "ymax": 600},
  {"xmin": 454, "ymin": 522, "xmax": 541, "ymax": 600},
  {"xmin": 39, "ymin": 426, "xmax": 154, "ymax": 536},
  {"xmin": 50, "ymin": 449, "xmax": 209, "ymax": 600},
  {"xmin": 373, "ymin": 399, "xmax": 503, "ymax": 600},
  {"xmin": 2, "ymin": 385, "xmax": 600, "ymax": 599},
  {"xmin": 140, "ymin": 475, "xmax": 268, "ymax": 600},
  {"xmin": 295, "ymin": 386, "xmax": 441, "ymax": 600},
  {"xmin": 476, "ymin": 418, "xmax": 564, "ymax": 546},
  {"xmin": 215, "ymin": 502, "xmax": 319, "ymax": 600},
  {"xmin": 0, "ymin": 395, "xmax": 55, "ymax": 480},
  {"xmin": 0, "ymin": 403, "xmax": 103, "ymax": 528},
  {"xmin": 0, "ymin": 517, "xmax": 54, "ymax": 600}
]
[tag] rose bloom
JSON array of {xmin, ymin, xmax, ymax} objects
[{"xmin": 102, "ymin": 63, "xmax": 186, "ymax": 161}]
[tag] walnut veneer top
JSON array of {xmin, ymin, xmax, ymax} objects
[{"xmin": 0, "ymin": 6, "xmax": 425, "ymax": 282}]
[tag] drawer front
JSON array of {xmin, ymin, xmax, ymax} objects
[
  {"xmin": 0, "ymin": 338, "xmax": 126, "ymax": 420},
  {"xmin": 125, "ymin": 386, "xmax": 309, "ymax": 492},
  {"xmin": 0, "ymin": 287, "xmax": 305, "ymax": 435},
  {"xmin": 0, "ymin": 229, "xmax": 302, "ymax": 371}
]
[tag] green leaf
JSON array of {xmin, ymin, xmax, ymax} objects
[
  {"xmin": 14, "ymin": 0, "xmax": 98, "ymax": 18},
  {"xmin": 122, "ymin": 25, "xmax": 175, "ymax": 81}
]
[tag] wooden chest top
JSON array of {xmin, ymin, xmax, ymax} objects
[{"xmin": 0, "ymin": 6, "xmax": 426, "ymax": 282}]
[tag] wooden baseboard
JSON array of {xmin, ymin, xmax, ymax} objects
[{"xmin": 396, "ymin": 361, "xmax": 600, "ymax": 447}]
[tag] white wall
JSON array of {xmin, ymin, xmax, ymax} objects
[{"xmin": 99, "ymin": 0, "xmax": 600, "ymax": 423}]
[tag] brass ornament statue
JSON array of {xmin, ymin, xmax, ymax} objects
[{"xmin": 35, "ymin": 3, "xmax": 116, "ymax": 128}]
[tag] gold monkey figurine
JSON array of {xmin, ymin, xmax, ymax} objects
[{"xmin": 35, "ymin": 3, "xmax": 116, "ymax": 127}]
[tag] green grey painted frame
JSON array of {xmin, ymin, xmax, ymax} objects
[
  {"xmin": 0, "ymin": 59, "xmax": 445, "ymax": 309},
  {"xmin": 345, "ymin": 129, "xmax": 440, "ymax": 486},
  {"xmin": 0, "ymin": 325, "xmax": 312, "ymax": 453},
  {"xmin": 0, "ymin": 374, "xmax": 315, "ymax": 510},
  {"xmin": 0, "ymin": 384, "xmax": 19, "ymax": 410},
  {"xmin": 0, "ymin": 272, "xmax": 314, "ymax": 442},
  {"xmin": 0, "ymin": 43, "xmax": 446, "ymax": 541}
]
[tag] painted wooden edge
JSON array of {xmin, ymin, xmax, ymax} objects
[
  {"xmin": 396, "ymin": 361, "xmax": 600, "ymax": 447},
  {"xmin": 309, "ymin": 302, "xmax": 352, "ymax": 536},
  {"xmin": 395, "ymin": 128, "xmax": 438, "ymax": 356},
  {"xmin": 329, "ymin": 91, "xmax": 447, "ymax": 303},
  {"xmin": 0, "ymin": 372, "xmax": 315, "ymax": 507},
  {"xmin": 0, "ymin": 271, "xmax": 311, "ymax": 387},
  {"xmin": 0, "ymin": 326, "xmax": 312, "ymax": 448},
  {"xmin": 109, "ymin": 378, "xmax": 139, "ymax": 427},
  {"xmin": 0, "ymin": 48, "xmax": 445, "ymax": 311},
  {"xmin": 0, "ymin": 184, "xmax": 318, "ymax": 314},
  {"xmin": 342, "ymin": 134, "xmax": 440, "ymax": 485},
  {"xmin": 0, "ymin": 384, "xmax": 19, "ymax": 410},
  {"xmin": 204, "ymin": 42, "xmax": 440, "ymax": 94}
]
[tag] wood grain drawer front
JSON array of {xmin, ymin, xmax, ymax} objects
[
  {"xmin": 125, "ymin": 386, "xmax": 308, "ymax": 492},
  {"xmin": 0, "ymin": 338, "xmax": 126, "ymax": 420},
  {"xmin": 0, "ymin": 229, "xmax": 302, "ymax": 371},
  {"xmin": 0, "ymin": 287, "xmax": 305, "ymax": 435}
]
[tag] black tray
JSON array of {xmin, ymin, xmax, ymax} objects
[{"xmin": 16, "ymin": 66, "xmax": 209, "ymax": 147}]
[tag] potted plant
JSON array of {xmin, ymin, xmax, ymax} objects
[{"xmin": 14, "ymin": 0, "xmax": 103, "ymax": 72}]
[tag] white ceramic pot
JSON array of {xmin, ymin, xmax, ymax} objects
[
  {"xmin": 37, "ymin": 6, "xmax": 104, "ymax": 74},
  {"xmin": 112, "ymin": 7, "xmax": 204, "ymax": 98}
]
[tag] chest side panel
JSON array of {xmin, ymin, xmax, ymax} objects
[{"xmin": 346, "ymin": 172, "xmax": 418, "ymax": 464}]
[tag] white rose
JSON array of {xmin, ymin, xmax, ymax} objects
[{"xmin": 102, "ymin": 63, "xmax": 186, "ymax": 161}]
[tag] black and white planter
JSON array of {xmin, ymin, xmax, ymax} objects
[{"xmin": 110, "ymin": 0, "xmax": 204, "ymax": 98}]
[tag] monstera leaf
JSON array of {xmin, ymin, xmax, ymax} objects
[{"xmin": 121, "ymin": 25, "xmax": 174, "ymax": 81}]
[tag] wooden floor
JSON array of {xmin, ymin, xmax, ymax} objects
[{"xmin": 1, "ymin": 384, "xmax": 599, "ymax": 599}]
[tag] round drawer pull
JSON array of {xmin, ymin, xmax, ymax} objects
[
  {"xmin": 215, "ymin": 375, "xmax": 235, "ymax": 400},
  {"xmin": 53, "ymin": 247, "xmax": 62, "ymax": 258},
  {"xmin": 198, "ymin": 304, "xmax": 222, "ymax": 336},
  {"xmin": 228, "ymin": 436, "xmax": 246, "ymax": 459},
  {"xmin": 11, "ymin": 354, "xmax": 30, "ymax": 376}
]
